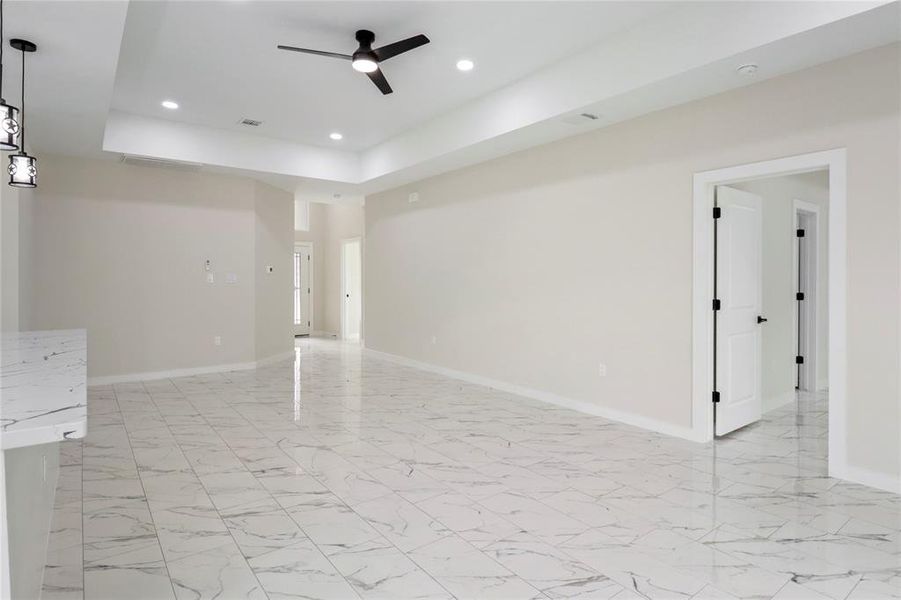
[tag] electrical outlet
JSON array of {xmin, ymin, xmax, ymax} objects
[
  {"xmin": 206, "ymin": 273, "xmax": 214, "ymax": 284},
  {"xmin": 214, "ymin": 336, "xmax": 222, "ymax": 346},
  {"xmin": 225, "ymin": 273, "xmax": 238, "ymax": 284},
  {"xmin": 430, "ymin": 336, "xmax": 437, "ymax": 345},
  {"xmin": 598, "ymin": 363, "xmax": 607, "ymax": 377}
]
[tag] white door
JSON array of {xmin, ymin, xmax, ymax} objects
[
  {"xmin": 293, "ymin": 246, "xmax": 311, "ymax": 336},
  {"xmin": 715, "ymin": 186, "xmax": 763, "ymax": 436},
  {"xmin": 341, "ymin": 239, "xmax": 362, "ymax": 341}
]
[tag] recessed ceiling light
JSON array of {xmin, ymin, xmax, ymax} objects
[
  {"xmin": 456, "ymin": 59, "xmax": 474, "ymax": 72},
  {"xmin": 329, "ymin": 132, "xmax": 343, "ymax": 141},
  {"xmin": 736, "ymin": 63, "xmax": 758, "ymax": 76},
  {"xmin": 161, "ymin": 100, "xmax": 179, "ymax": 110}
]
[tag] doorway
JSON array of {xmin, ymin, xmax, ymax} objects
[
  {"xmin": 692, "ymin": 149, "xmax": 847, "ymax": 479},
  {"xmin": 340, "ymin": 238, "xmax": 362, "ymax": 342},
  {"xmin": 293, "ymin": 243, "xmax": 312, "ymax": 336},
  {"xmin": 794, "ymin": 201, "xmax": 821, "ymax": 392}
]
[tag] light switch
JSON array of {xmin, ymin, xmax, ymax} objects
[{"xmin": 206, "ymin": 273, "xmax": 214, "ymax": 284}]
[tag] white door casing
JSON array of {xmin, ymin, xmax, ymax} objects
[
  {"xmin": 715, "ymin": 186, "xmax": 763, "ymax": 436},
  {"xmin": 294, "ymin": 245, "xmax": 312, "ymax": 336}
]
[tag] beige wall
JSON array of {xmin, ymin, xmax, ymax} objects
[
  {"xmin": 21, "ymin": 155, "xmax": 292, "ymax": 378},
  {"xmin": 295, "ymin": 202, "xmax": 364, "ymax": 336},
  {"xmin": 734, "ymin": 171, "xmax": 829, "ymax": 411},
  {"xmin": 0, "ymin": 186, "xmax": 32, "ymax": 332},
  {"xmin": 254, "ymin": 181, "xmax": 294, "ymax": 359},
  {"xmin": 365, "ymin": 44, "xmax": 900, "ymax": 483}
]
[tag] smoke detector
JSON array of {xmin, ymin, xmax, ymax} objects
[{"xmin": 239, "ymin": 118, "xmax": 263, "ymax": 127}]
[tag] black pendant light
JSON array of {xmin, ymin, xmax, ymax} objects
[
  {"xmin": 7, "ymin": 37, "xmax": 35, "ymax": 188},
  {"xmin": 0, "ymin": 0, "xmax": 21, "ymax": 151}
]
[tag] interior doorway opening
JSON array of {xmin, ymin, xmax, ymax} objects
[
  {"xmin": 293, "ymin": 243, "xmax": 313, "ymax": 337},
  {"xmin": 692, "ymin": 149, "xmax": 846, "ymax": 480},
  {"xmin": 341, "ymin": 238, "xmax": 362, "ymax": 342}
]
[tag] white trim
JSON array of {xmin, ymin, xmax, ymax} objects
[
  {"xmin": 87, "ymin": 350, "xmax": 295, "ymax": 386},
  {"xmin": 294, "ymin": 241, "xmax": 314, "ymax": 335},
  {"xmin": 339, "ymin": 237, "xmax": 363, "ymax": 342},
  {"xmin": 841, "ymin": 464, "xmax": 901, "ymax": 494},
  {"xmin": 792, "ymin": 199, "xmax": 822, "ymax": 393},
  {"xmin": 766, "ymin": 391, "xmax": 797, "ymax": 413},
  {"xmin": 692, "ymin": 149, "xmax": 847, "ymax": 482},
  {"xmin": 365, "ymin": 348, "xmax": 705, "ymax": 442}
]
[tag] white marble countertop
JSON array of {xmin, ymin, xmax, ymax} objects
[{"xmin": 0, "ymin": 329, "xmax": 87, "ymax": 450}]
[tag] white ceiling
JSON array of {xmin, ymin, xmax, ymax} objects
[
  {"xmin": 111, "ymin": 1, "xmax": 668, "ymax": 151},
  {"xmin": 6, "ymin": 0, "xmax": 899, "ymax": 199}
]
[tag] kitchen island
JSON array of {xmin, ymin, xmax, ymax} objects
[{"xmin": 0, "ymin": 329, "xmax": 87, "ymax": 600}]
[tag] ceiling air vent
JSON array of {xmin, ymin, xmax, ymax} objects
[
  {"xmin": 239, "ymin": 118, "xmax": 263, "ymax": 127},
  {"xmin": 119, "ymin": 155, "xmax": 203, "ymax": 173},
  {"xmin": 560, "ymin": 111, "xmax": 602, "ymax": 126}
]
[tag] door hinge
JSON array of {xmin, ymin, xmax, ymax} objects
[
  {"xmin": 712, "ymin": 298, "xmax": 721, "ymax": 311},
  {"xmin": 308, "ymin": 321, "xmax": 310, "ymax": 326},
  {"xmin": 713, "ymin": 207, "xmax": 722, "ymax": 219},
  {"xmin": 796, "ymin": 355, "xmax": 804, "ymax": 364},
  {"xmin": 307, "ymin": 255, "xmax": 310, "ymax": 260},
  {"xmin": 712, "ymin": 391, "xmax": 721, "ymax": 403},
  {"xmin": 796, "ymin": 292, "xmax": 804, "ymax": 301},
  {"xmin": 797, "ymin": 229, "xmax": 805, "ymax": 238}
]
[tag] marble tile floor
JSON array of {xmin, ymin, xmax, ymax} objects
[{"xmin": 41, "ymin": 337, "xmax": 899, "ymax": 600}]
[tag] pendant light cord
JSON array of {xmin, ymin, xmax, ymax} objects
[
  {"xmin": 19, "ymin": 41, "xmax": 24, "ymax": 149},
  {"xmin": 1, "ymin": 0, "xmax": 5, "ymax": 99}
]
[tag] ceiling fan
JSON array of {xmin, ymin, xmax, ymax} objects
[{"xmin": 278, "ymin": 30, "xmax": 430, "ymax": 95}]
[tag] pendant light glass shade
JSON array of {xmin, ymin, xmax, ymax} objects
[
  {"xmin": 7, "ymin": 150, "xmax": 34, "ymax": 187},
  {"xmin": 0, "ymin": 99, "xmax": 18, "ymax": 150}
]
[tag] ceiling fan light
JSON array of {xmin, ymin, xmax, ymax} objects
[
  {"xmin": 0, "ymin": 99, "xmax": 20, "ymax": 151},
  {"xmin": 352, "ymin": 57, "xmax": 378, "ymax": 73},
  {"xmin": 8, "ymin": 151, "xmax": 36, "ymax": 188}
]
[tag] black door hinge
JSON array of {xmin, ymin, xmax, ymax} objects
[
  {"xmin": 713, "ymin": 207, "xmax": 722, "ymax": 219},
  {"xmin": 712, "ymin": 391, "xmax": 721, "ymax": 403},
  {"xmin": 796, "ymin": 355, "xmax": 804, "ymax": 364},
  {"xmin": 797, "ymin": 229, "xmax": 805, "ymax": 238},
  {"xmin": 712, "ymin": 298, "xmax": 721, "ymax": 311},
  {"xmin": 796, "ymin": 292, "xmax": 804, "ymax": 301}
]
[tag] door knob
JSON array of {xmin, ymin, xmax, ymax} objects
[{"xmin": 757, "ymin": 316, "xmax": 768, "ymax": 324}]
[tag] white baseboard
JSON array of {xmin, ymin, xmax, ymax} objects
[
  {"xmin": 255, "ymin": 351, "xmax": 295, "ymax": 367},
  {"xmin": 764, "ymin": 391, "xmax": 796, "ymax": 413},
  {"xmin": 88, "ymin": 350, "xmax": 295, "ymax": 386},
  {"xmin": 364, "ymin": 348, "xmax": 705, "ymax": 443},
  {"xmin": 834, "ymin": 463, "xmax": 901, "ymax": 494}
]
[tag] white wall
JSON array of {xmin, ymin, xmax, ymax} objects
[
  {"xmin": 734, "ymin": 171, "xmax": 829, "ymax": 411},
  {"xmin": 365, "ymin": 44, "xmax": 900, "ymax": 484},
  {"xmin": 295, "ymin": 202, "xmax": 364, "ymax": 336},
  {"xmin": 20, "ymin": 155, "xmax": 293, "ymax": 378}
]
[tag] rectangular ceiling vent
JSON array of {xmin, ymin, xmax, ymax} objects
[
  {"xmin": 239, "ymin": 118, "xmax": 263, "ymax": 127},
  {"xmin": 560, "ymin": 111, "xmax": 602, "ymax": 126},
  {"xmin": 119, "ymin": 155, "xmax": 204, "ymax": 173}
]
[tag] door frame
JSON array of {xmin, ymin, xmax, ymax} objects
[
  {"xmin": 692, "ymin": 149, "xmax": 846, "ymax": 479},
  {"xmin": 339, "ymin": 237, "xmax": 363, "ymax": 342},
  {"xmin": 793, "ymin": 199, "xmax": 822, "ymax": 392},
  {"xmin": 294, "ymin": 242, "xmax": 314, "ymax": 335}
]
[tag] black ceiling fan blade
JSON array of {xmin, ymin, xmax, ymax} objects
[
  {"xmin": 372, "ymin": 34, "xmax": 430, "ymax": 62},
  {"xmin": 366, "ymin": 68, "xmax": 393, "ymax": 95},
  {"xmin": 277, "ymin": 45, "xmax": 352, "ymax": 61}
]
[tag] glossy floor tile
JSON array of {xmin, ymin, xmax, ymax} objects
[{"xmin": 42, "ymin": 337, "xmax": 899, "ymax": 599}]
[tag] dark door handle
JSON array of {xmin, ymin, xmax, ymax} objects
[{"xmin": 757, "ymin": 316, "xmax": 768, "ymax": 324}]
